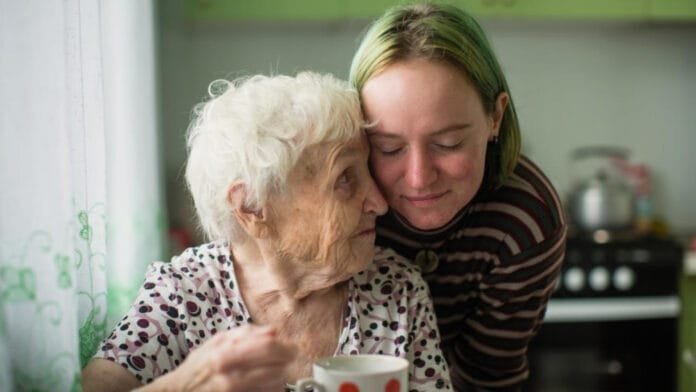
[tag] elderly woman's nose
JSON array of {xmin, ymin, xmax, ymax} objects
[{"xmin": 365, "ymin": 179, "xmax": 388, "ymax": 216}]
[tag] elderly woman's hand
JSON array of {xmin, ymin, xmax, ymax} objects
[{"xmin": 143, "ymin": 325, "xmax": 296, "ymax": 392}]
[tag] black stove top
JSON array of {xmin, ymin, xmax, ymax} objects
[{"xmin": 553, "ymin": 236, "xmax": 683, "ymax": 298}]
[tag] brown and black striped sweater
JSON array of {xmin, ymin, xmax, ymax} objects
[{"xmin": 375, "ymin": 155, "xmax": 567, "ymax": 391}]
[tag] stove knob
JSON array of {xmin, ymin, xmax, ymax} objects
[
  {"xmin": 613, "ymin": 266, "xmax": 636, "ymax": 291},
  {"xmin": 564, "ymin": 267, "xmax": 585, "ymax": 292},
  {"xmin": 632, "ymin": 249, "xmax": 651, "ymax": 263},
  {"xmin": 589, "ymin": 267, "xmax": 610, "ymax": 291}
]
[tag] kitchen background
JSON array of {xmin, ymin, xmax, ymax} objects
[
  {"xmin": 156, "ymin": 2, "xmax": 696, "ymax": 390},
  {"xmin": 1, "ymin": 1, "xmax": 695, "ymax": 391}
]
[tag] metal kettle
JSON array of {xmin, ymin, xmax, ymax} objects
[{"xmin": 567, "ymin": 146, "xmax": 637, "ymax": 234}]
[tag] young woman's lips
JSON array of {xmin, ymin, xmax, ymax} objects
[{"xmin": 403, "ymin": 192, "xmax": 447, "ymax": 207}]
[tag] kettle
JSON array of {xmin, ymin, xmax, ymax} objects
[{"xmin": 567, "ymin": 146, "xmax": 637, "ymax": 234}]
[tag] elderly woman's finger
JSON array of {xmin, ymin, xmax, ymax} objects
[
  {"xmin": 197, "ymin": 325, "xmax": 295, "ymax": 373},
  {"xmin": 219, "ymin": 330, "xmax": 296, "ymax": 370}
]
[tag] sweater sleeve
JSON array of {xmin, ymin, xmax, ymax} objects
[{"xmin": 447, "ymin": 226, "xmax": 566, "ymax": 391}]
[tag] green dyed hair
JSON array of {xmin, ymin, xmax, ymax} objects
[{"xmin": 349, "ymin": 1, "xmax": 521, "ymax": 189}]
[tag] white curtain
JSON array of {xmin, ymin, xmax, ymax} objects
[{"xmin": 0, "ymin": 1, "xmax": 164, "ymax": 391}]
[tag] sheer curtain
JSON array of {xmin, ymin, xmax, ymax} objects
[{"xmin": 0, "ymin": 1, "xmax": 164, "ymax": 391}]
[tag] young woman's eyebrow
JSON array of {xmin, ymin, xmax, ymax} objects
[{"xmin": 366, "ymin": 123, "xmax": 472, "ymax": 138}]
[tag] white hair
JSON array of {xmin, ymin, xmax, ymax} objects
[{"xmin": 185, "ymin": 71, "xmax": 364, "ymax": 242}]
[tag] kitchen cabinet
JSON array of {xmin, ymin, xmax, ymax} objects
[
  {"xmin": 186, "ymin": 0, "xmax": 696, "ymax": 22},
  {"xmin": 186, "ymin": 0, "xmax": 344, "ymax": 22},
  {"xmin": 458, "ymin": 0, "xmax": 645, "ymax": 19},
  {"xmin": 648, "ymin": 0, "xmax": 696, "ymax": 19}
]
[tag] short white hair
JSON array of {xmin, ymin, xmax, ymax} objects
[{"xmin": 185, "ymin": 71, "xmax": 364, "ymax": 242}]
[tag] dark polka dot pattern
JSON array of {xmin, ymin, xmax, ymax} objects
[
  {"xmin": 338, "ymin": 247, "xmax": 451, "ymax": 390},
  {"xmin": 93, "ymin": 242, "xmax": 451, "ymax": 390}
]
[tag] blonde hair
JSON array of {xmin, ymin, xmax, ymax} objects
[{"xmin": 350, "ymin": 2, "xmax": 521, "ymax": 189}]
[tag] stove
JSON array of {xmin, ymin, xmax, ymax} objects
[
  {"xmin": 555, "ymin": 236, "xmax": 682, "ymax": 298},
  {"xmin": 526, "ymin": 236, "xmax": 684, "ymax": 391},
  {"xmin": 545, "ymin": 236, "xmax": 682, "ymax": 322}
]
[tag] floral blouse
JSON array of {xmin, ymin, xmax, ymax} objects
[{"xmin": 94, "ymin": 242, "xmax": 452, "ymax": 391}]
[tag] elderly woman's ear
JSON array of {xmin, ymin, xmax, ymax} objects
[{"xmin": 227, "ymin": 182, "xmax": 271, "ymax": 239}]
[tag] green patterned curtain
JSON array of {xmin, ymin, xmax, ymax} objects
[{"xmin": 0, "ymin": 1, "xmax": 164, "ymax": 391}]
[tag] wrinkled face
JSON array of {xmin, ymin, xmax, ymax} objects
[
  {"xmin": 268, "ymin": 134, "xmax": 388, "ymax": 285},
  {"xmin": 361, "ymin": 58, "xmax": 502, "ymax": 230}
]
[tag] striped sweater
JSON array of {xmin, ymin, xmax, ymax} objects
[{"xmin": 374, "ymin": 155, "xmax": 567, "ymax": 391}]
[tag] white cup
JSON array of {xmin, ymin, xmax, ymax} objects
[{"xmin": 295, "ymin": 354, "xmax": 408, "ymax": 392}]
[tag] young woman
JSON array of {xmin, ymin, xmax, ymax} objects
[{"xmin": 350, "ymin": 3, "xmax": 567, "ymax": 390}]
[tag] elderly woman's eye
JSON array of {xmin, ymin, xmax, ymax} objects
[{"xmin": 336, "ymin": 169, "xmax": 355, "ymax": 189}]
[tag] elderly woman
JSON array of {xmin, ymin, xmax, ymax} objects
[{"xmin": 81, "ymin": 71, "xmax": 452, "ymax": 391}]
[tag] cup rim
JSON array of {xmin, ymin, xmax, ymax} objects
[{"xmin": 313, "ymin": 354, "xmax": 408, "ymax": 375}]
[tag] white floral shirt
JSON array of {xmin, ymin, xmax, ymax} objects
[{"xmin": 95, "ymin": 242, "xmax": 452, "ymax": 391}]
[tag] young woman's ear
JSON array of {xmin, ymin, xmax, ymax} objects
[
  {"xmin": 227, "ymin": 182, "xmax": 270, "ymax": 239},
  {"xmin": 489, "ymin": 91, "xmax": 509, "ymax": 138}
]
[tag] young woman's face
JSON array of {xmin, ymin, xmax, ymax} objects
[{"xmin": 361, "ymin": 58, "xmax": 506, "ymax": 230}]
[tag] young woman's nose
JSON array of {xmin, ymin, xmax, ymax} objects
[
  {"xmin": 405, "ymin": 147, "xmax": 436, "ymax": 190},
  {"xmin": 364, "ymin": 178, "xmax": 388, "ymax": 216}
]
